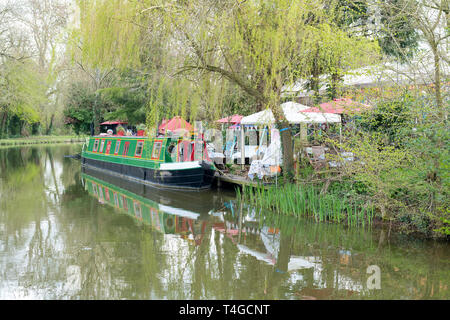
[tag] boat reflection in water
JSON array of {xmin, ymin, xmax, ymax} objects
[
  {"xmin": 81, "ymin": 167, "xmax": 232, "ymax": 244},
  {"xmin": 81, "ymin": 168, "xmax": 367, "ymax": 299}
]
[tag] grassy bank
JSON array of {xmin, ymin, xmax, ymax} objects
[
  {"xmin": 0, "ymin": 135, "xmax": 87, "ymax": 147},
  {"xmin": 238, "ymin": 182, "xmax": 449, "ymax": 239}
]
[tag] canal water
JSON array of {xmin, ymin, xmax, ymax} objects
[{"xmin": 0, "ymin": 145, "xmax": 448, "ymax": 300}]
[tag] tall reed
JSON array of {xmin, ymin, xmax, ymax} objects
[{"xmin": 239, "ymin": 183, "xmax": 374, "ymax": 227}]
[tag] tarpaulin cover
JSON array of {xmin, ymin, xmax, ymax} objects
[
  {"xmin": 248, "ymin": 129, "xmax": 282, "ymax": 180},
  {"xmin": 240, "ymin": 101, "xmax": 341, "ymax": 125},
  {"xmin": 216, "ymin": 114, "xmax": 243, "ymax": 124},
  {"xmin": 301, "ymin": 98, "xmax": 371, "ymax": 114},
  {"xmin": 100, "ymin": 121, "xmax": 128, "ymax": 125}
]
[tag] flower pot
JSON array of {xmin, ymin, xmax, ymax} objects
[
  {"xmin": 117, "ymin": 131, "xmax": 125, "ymax": 136},
  {"xmin": 137, "ymin": 130, "xmax": 145, "ymax": 136}
]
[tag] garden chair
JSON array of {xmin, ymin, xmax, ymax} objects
[{"xmin": 307, "ymin": 146, "xmax": 327, "ymax": 170}]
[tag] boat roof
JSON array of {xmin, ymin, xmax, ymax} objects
[{"xmin": 100, "ymin": 121, "xmax": 128, "ymax": 125}]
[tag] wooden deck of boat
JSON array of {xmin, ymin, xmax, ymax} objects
[{"xmin": 214, "ymin": 172, "xmax": 272, "ymax": 188}]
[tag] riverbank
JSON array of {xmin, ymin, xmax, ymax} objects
[
  {"xmin": 0, "ymin": 135, "xmax": 87, "ymax": 147},
  {"xmin": 239, "ymin": 182, "xmax": 449, "ymax": 240}
]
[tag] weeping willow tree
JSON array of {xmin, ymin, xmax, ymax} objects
[{"xmin": 72, "ymin": 0, "xmax": 379, "ymax": 175}]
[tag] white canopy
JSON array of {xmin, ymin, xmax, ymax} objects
[
  {"xmin": 295, "ymin": 111, "xmax": 341, "ymax": 123},
  {"xmin": 240, "ymin": 101, "xmax": 341, "ymax": 125}
]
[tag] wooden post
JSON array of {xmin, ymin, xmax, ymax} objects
[
  {"xmin": 300, "ymin": 122, "xmax": 308, "ymax": 145},
  {"xmin": 240, "ymin": 125, "xmax": 245, "ymax": 170},
  {"xmin": 194, "ymin": 121, "xmax": 203, "ymax": 161}
]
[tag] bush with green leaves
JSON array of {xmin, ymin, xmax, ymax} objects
[
  {"xmin": 63, "ymin": 83, "xmax": 112, "ymax": 135},
  {"xmin": 326, "ymin": 90, "xmax": 449, "ymax": 237},
  {"xmin": 357, "ymin": 93, "xmax": 417, "ymax": 146}
]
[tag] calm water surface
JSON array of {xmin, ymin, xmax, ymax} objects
[{"xmin": 0, "ymin": 145, "xmax": 448, "ymax": 299}]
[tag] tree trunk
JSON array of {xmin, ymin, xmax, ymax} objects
[
  {"xmin": 45, "ymin": 114, "xmax": 55, "ymax": 135},
  {"xmin": 93, "ymin": 94, "xmax": 100, "ymax": 135},
  {"xmin": 311, "ymin": 46, "xmax": 321, "ymax": 104},
  {"xmin": 279, "ymin": 121, "xmax": 295, "ymax": 179},
  {"xmin": 19, "ymin": 120, "xmax": 25, "ymax": 136},
  {"xmin": 432, "ymin": 44, "xmax": 444, "ymax": 116},
  {"xmin": 0, "ymin": 112, "xmax": 7, "ymax": 138}
]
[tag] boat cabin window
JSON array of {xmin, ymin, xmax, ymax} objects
[
  {"xmin": 135, "ymin": 141, "xmax": 144, "ymax": 157},
  {"xmin": 93, "ymin": 139, "xmax": 100, "ymax": 152},
  {"xmin": 114, "ymin": 140, "xmax": 121, "ymax": 155},
  {"xmin": 168, "ymin": 142, "xmax": 177, "ymax": 161},
  {"xmin": 122, "ymin": 195, "xmax": 128, "ymax": 211},
  {"xmin": 114, "ymin": 192, "xmax": 119, "ymax": 207},
  {"xmin": 134, "ymin": 201, "xmax": 142, "ymax": 220},
  {"xmin": 151, "ymin": 141, "xmax": 163, "ymax": 159},
  {"xmin": 123, "ymin": 142, "xmax": 130, "ymax": 156},
  {"xmin": 99, "ymin": 139, "xmax": 105, "ymax": 153}
]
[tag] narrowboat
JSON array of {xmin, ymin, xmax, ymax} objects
[{"xmin": 81, "ymin": 135, "xmax": 216, "ymax": 190}]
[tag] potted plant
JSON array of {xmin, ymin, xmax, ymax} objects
[
  {"xmin": 136, "ymin": 124, "xmax": 146, "ymax": 136},
  {"xmin": 116, "ymin": 125, "xmax": 126, "ymax": 136}
]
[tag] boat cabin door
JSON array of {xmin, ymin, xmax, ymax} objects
[
  {"xmin": 175, "ymin": 139, "xmax": 210, "ymax": 162},
  {"xmin": 177, "ymin": 140, "xmax": 193, "ymax": 162}
]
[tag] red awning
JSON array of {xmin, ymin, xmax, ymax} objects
[
  {"xmin": 301, "ymin": 98, "xmax": 371, "ymax": 114},
  {"xmin": 217, "ymin": 114, "xmax": 243, "ymax": 124},
  {"xmin": 158, "ymin": 116, "xmax": 193, "ymax": 133},
  {"xmin": 100, "ymin": 121, "xmax": 128, "ymax": 125}
]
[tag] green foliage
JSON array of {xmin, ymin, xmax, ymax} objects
[
  {"xmin": 63, "ymin": 82, "xmax": 111, "ymax": 135},
  {"xmin": 324, "ymin": 88, "xmax": 449, "ymax": 237},
  {"xmin": 400, "ymin": 121, "xmax": 450, "ymax": 235},
  {"xmin": 96, "ymin": 70, "xmax": 148, "ymax": 124},
  {"xmin": 73, "ymin": 0, "xmax": 379, "ymax": 115},
  {"xmin": 329, "ymin": 0, "xmax": 419, "ymax": 61},
  {"xmin": 303, "ymin": 18, "xmax": 380, "ymax": 100},
  {"xmin": 217, "ymin": 82, "xmax": 257, "ymax": 118},
  {"xmin": 434, "ymin": 212, "xmax": 450, "ymax": 236},
  {"xmin": 377, "ymin": 0, "xmax": 420, "ymax": 62},
  {"xmin": 331, "ymin": 0, "xmax": 369, "ymax": 29},
  {"xmin": 0, "ymin": 59, "xmax": 47, "ymax": 137},
  {"xmin": 328, "ymin": 179, "xmax": 369, "ymax": 198},
  {"xmin": 73, "ymin": 0, "xmax": 144, "ymax": 70},
  {"xmin": 328, "ymin": 131, "xmax": 412, "ymax": 218},
  {"xmin": 358, "ymin": 92, "xmax": 416, "ymax": 145},
  {"xmin": 100, "ymin": 87, "xmax": 146, "ymax": 124}
]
